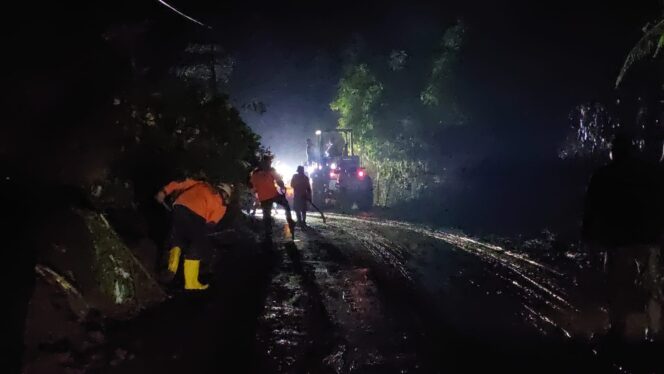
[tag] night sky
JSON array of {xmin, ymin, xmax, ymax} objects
[
  {"xmin": 173, "ymin": 0, "xmax": 658, "ymax": 164},
  {"xmin": 7, "ymin": 0, "xmax": 659, "ymax": 169}
]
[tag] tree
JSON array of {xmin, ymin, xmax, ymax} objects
[
  {"xmin": 330, "ymin": 64, "xmax": 383, "ymax": 152},
  {"xmin": 421, "ymin": 19, "xmax": 466, "ymax": 114},
  {"xmin": 616, "ymin": 18, "xmax": 664, "ymax": 88},
  {"xmin": 558, "ymin": 103, "xmax": 615, "ymax": 160},
  {"xmin": 92, "ymin": 21, "xmax": 261, "ymax": 216},
  {"xmin": 174, "ymin": 43, "xmax": 236, "ymax": 100},
  {"xmin": 560, "ymin": 7, "xmax": 664, "ymax": 163},
  {"xmin": 330, "ymin": 21, "xmax": 466, "ymax": 205},
  {"xmin": 330, "ymin": 21, "xmax": 468, "ymax": 206}
]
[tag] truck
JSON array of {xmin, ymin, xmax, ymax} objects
[{"xmin": 308, "ymin": 129, "xmax": 373, "ymax": 211}]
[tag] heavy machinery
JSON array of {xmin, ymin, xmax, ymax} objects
[{"xmin": 308, "ymin": 129, "xmax": 373, "ymax": 211}]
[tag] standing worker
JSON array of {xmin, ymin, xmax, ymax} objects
[
  {"xmin": 250, "ymin": 155, "xmax": 296, "ymax": 240},
  {"xmin": 290, "ymin": 166, "xmax": 312, "ymax": 227},
  {"xmin": 155, "ymin": 178, "xmax": 232, "ymax": 290}
]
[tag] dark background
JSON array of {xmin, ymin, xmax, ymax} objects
[
  {"xmin": 5, "ymin": 0, "xmax": 660, "ymax": 234},
  {"xmin": 3, "ymin": 2, "xmax": 660, "ymax": 371}
]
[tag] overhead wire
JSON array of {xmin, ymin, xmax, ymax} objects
[{"xmin": 157, "ymin": 0, "xmax": 213, "ymax": 29}]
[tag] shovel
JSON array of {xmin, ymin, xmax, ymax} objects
[{"xmin": 307, "ymin": 198, "xmax": 326, "ymax": 223}]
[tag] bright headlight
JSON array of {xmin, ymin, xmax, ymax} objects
[{"xmin": 274, "ymin": 161, "xmax": 291, "ymax": 178}]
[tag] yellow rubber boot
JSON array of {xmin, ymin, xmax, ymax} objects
[
  {"xmin": 183, "ymin": 259, "xmax": 209, "ymax": 290},
  {"xmin": 167, "ymin": 247, "xmax": 181, "ymax": 274}
]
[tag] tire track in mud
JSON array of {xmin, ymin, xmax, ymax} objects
[
  {"xmin": 301, "ymin": 213, "xmax": 617, "ymax": 372},
  {"xmin": 255, "ymin": 225, "xmax": 440, "ymax": 373},
  {"xmin": 255, "ymin": 240, "xmax": 338, "ymax": 373},
  {"xmin": 305, "ymin": 222, "xmax": 536, "ymax": 370},
  {"xmin": 297, "ymin": 232, "xmax": 429, "ymax": 373},
  {"xmin": 263, "ymin": 213, "xmax": 617, "ymax": 372},
  {"xmin": 319, "ymin": 213, "xmax": 585, "ymax": 338}
]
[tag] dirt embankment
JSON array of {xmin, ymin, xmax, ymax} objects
[
  {"xmin": 21, "ymin": 198, "xmax": 168, "ymax": 373},
  {"xmin": 17, "ymin": 172, "xmax": 267, "ymax": 373}
]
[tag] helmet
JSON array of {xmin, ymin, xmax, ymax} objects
[
  {"xmin": 217, "ymin": 183, "xmax": 233, "ymax": 198},
  {"xmin": 259, "ymin": 154, "xmax": 273, "ymax": 169}
]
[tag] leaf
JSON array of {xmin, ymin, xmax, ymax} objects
[{"xmin": 616, "ymin": 18, "xmax": 664, "ymax": 88}]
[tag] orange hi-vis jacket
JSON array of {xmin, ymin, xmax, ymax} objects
[
  {"xmin": 162, "ymin": 179, "xmax": 226, "ymax": 224},
  {"xmin": 250, "ymin": 168, "xmax": 280, "ymax": 202}
]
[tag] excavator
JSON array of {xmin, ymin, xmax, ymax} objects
[{"xmin": 308, "ymin": 129, "xmax": 373, "ymax": 211}]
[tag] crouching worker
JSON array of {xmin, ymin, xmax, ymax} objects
[{"xmin": 155, "ymin": 178, "xmax": 232, "ymax": 290}]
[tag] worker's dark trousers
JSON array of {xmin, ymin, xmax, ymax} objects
[
  {"xmin": 260, "ymin": 195, "xmax": 294, "ymax": 235},
  {"xmin": 606, "ymin": 245, "xmax": 662, "ymax": 340},
  {"xmin": 169, "ymin": 205, "xmax": 210, "ymax": 260},
  {"xmin": 293, "ymin": 196, "xmax": 307, "ymax": 223}
]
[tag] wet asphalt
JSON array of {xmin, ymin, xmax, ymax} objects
[{"xmin": 101, "ymin": 213, "xmax": 662, "ymax": 373}]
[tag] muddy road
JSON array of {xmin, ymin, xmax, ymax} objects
[{"xmin": 99, "ymin": 212, "xmax": 656, "ymax": 373}]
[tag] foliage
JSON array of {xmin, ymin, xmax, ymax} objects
[
  {"xmin": 106, "ymin": 38, "xmax": 261, "ymax": 192},
  {"xmin": 559, "ymin": 98, "xmax": 664, "ymax": 163},
  {"xmin": 331, "ymin": 20, "xmax": 467, "ymax": 206},
  {"xmin": 558, "ymin": 103, "xmax": 616, "ymax": 160},
  {"xmin": 562, "ymin": 9, "xmax": 664, "ymax": 162},
  {"xmin": 420, "ymin": 20, "xmax": 466, "ymax": 113},
  {"xmin": 241, "ymin": 100, "xmax": 268, "ymax": 115},
  {"xmin": 113, "ymin": 81, "xmax": 261, "ymax": 186},
  {"xmin": 330, "ymin": 64, "xmax": 383, "ymax": 144},
  {"xmin": 174, "ymin": 43, "xmax": 236, "ymax": 93},
  {"xmin": 616, "ymin": 18, "xmax": 664, "ymax": 88},
  {"xmin": 388, "ymin": 50, "xmax": 408, "ymax": 71}
]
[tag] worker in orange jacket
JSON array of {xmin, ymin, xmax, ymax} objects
[
  {"xmin": 155, "ymin": 178, "xmax": 232, "ymax": 290},
  {"xmin": 250, "ymin": 156, "xmax": 296, "ymax": 239}
]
